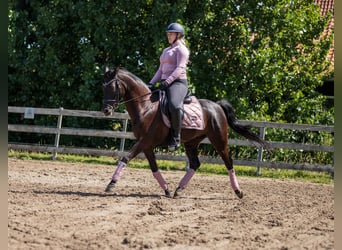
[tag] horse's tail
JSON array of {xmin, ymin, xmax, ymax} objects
[{"xmin": 217, "ymin": 100, "xmax": 270, "ymax": 149}]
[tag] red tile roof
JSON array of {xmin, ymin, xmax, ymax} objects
[
  {"xmin": 314, "ymin": 0, "xmax": 334, "ymax": 66},
  {"xmin": 314, "ymin": 0, "xmax": 334, "ymax": 16}
]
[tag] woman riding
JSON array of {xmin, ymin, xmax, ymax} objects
[{"xmin": 148, "ymin": 22, "xmax": 190, "ymax": 151}]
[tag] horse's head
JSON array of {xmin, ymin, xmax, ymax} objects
[
  {"xmin": 102, "ymin": 67, "xmax": 152, "ymax": 116},
  {"xmin": 102, "ymin": 67, "xmax": 121, "ymax": 116}
]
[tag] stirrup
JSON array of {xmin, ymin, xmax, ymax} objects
[
  {"xmin": 183, "ymin": 90, "xmax": 192, "ymax": 104},
  {"xmin": 168, "ymin": 138, "xmax": 180, "ymax": 151},
  {"xmin": 168, "ymin": 144, "xmax": 179, "ymax": 152}
]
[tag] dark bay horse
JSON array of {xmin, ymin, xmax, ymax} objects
[{"xmin": 102, "ymin": 67, "xmax": 268, "ymax": 199}]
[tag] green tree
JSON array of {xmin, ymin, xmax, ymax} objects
[
  {"xmin": 183, "ymin": 0, "xmax": 333, "ymax": 124},
  {"xmin": 8, "ymin": 0, "xmax": 333, "ymax": 163}
]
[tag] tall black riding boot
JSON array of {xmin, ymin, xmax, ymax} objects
[{"xmin": 169, "ymin": 108, "xmax": 182, "ymax": 151}]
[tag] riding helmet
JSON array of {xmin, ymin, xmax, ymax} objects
[{"xmin": 166, "ymin": 23, "xmax": 185, "ymax": 36}]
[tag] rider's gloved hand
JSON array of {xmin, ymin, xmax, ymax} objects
[{"xmin": 159, "ymin": 81, "xmax": 168, "ymax": 90}]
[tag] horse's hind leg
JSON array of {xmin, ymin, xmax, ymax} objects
[
  {"xmin": 208, "ymin": 132, "xmax": 243, "ymax": 199},
  {"xmin": 222, "ymin": 153, "xmax": 243, "ymax": 198},
  {"xmin": 173, "ymin": 139, "xmax": 202, "ymax": 198},
  {"xmin": 226, "ymin": 155, "xmax": 243, "ymax": 199},
  {"xmin": 144, "ymin": 148, "xmax": 171, "ymax": 197},
  {"xmin": 211, "ymin": 147, "xmax": 243, "ymax": 198}
]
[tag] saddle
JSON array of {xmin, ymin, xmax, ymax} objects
[{"xmin": 157, "ymin": 90, "xmax": 204, "ymax": 130}]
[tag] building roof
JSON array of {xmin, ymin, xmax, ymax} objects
[
  {"xmin": 314, "ymin": 0, "xmax": 334, "ymax": 66},
  {"xmin": 315, "ymin": 0, "xmax": 334, "ymax": 16}
]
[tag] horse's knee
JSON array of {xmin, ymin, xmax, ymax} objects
[
  {"xmin": 185, "ymin": 146, "xmax": 201, "ymax": 170},
  {"xmin": 189, "ymin": 160, "xmax": 200, "ymax": 170},
  {"xmin": 120, "ymin": 156, "xmax": 129, "ymax": 164},
  {"xmin": 151, "ymin": 166, "xmax": 158, "ymax": 172},
  {"xmin": 227, "ymin": 156, "xmax": 233, "ymax": 170}
]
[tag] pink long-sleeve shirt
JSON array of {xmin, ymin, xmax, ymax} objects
[{"xmin": 149, "ymin": 40, "xmax": 190, "ymax": 85}]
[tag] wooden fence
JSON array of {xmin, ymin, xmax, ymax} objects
[{"xmin": 8, "ymin": 106, "xmax": 334, "ymax": 175}]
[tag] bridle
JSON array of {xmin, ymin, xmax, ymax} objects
[
  {"xmin": 102, "ymin": 76, "xmax": 156, "ymax": 110},
  {"xmin": 102, "ymin": 78, "xmax": 121, "ymax": 109}
]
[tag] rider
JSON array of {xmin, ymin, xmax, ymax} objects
[{"xmin": 147, "ymin": 22, "xmax": 190, "ymax": 151}]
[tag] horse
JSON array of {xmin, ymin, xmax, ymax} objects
[{"xmin": 102, "ymin": 67, "xmax": 269, "ymax": 199}]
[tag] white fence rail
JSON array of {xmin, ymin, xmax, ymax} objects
[{"xmin": 8, "ymin": 106, "xmax": 334, "ymax": 175}]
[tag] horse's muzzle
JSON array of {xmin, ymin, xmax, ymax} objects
[{"xmin": 102, "ymin": 105, "xmax": 113, "ymax": 116}]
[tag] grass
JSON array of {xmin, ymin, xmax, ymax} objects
[{"xmin": 8, "ymin": 150, "xmax": 334, "ymax": 184}]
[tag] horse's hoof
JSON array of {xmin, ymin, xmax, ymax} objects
[
  {"xmin": 173, "ymin": 187, "xmax": 182, "ymax": 198},
  {"xmin": 235, "ymin": 189, "xmax": 243, "ymax": 199},
  {"xmin": 105, "ymin": 180, "xmax": 116, "ymax": 192},
  {"xmin": 165, "ymin": 189, "xmax": 171, "ymax": 198}
]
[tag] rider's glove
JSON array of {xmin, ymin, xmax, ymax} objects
[{"xmin": 159, "ymin": 81, "xmax": 169, "ymax": 90}]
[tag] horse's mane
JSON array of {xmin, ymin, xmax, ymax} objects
[{"xmin": 115, "ymin": 67, "xmax": 147, "ymax": 86}]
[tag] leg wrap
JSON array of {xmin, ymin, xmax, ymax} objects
[
  {"xmin": 229, "ymin": 169, "xmax": 240, "ymax": 191},
  {"xmin": 178, "ymin": 168, "xmax": 195, "ymax": 189},
  {"xmin": 153, "ymin": 171, "xmax": 168, "ymax": 190},
  {"xmin": 112, "ymin": 161, "xmax": 127, "ymax": 182}
]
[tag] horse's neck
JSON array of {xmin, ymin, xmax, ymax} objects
[
  {"xmin": 124, "ymin": 98, "xmax": 155, "ymax": 131},
  {"xmin": 122, "ymin": 81, "xmax": 154, "ymax": 126}
]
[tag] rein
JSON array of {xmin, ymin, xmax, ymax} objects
[
  {"xmin": 117, "ymin": 92, "xmax": 153, "ymax": 106},
  {"xmin": 103, "ymin": 77, "xmax": 157, "ymax": 108}
]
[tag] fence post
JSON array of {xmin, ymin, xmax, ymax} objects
[
  {"xmin": 119, "ymin": 115, "xmax": 128, "ymax": 152},
  {"xmin": 52, "ymin": 107, "xmax": 63, "ymax": 160},
  {"xmin": 331, "ymin": 153, "xmax": 334, "ymax": 179},
  {"xmin": 256, "ymin": 126, "xmax": 265, "ymax": 175}
]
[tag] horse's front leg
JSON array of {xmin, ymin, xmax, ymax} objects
[
  {"xmin": 173, "ymin": 142, "xmax": 201, "ymax": 198},
  {"xmin": 104, "ymin": 139, "xmax": 145, "ymax": 193},
  {"xmin": 144, "ymin": 148, "xmax": 171, "ymax": 197},
  {"xmin": 104, "ymin": 156, "xmax": 128, "ymax": 192}
]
